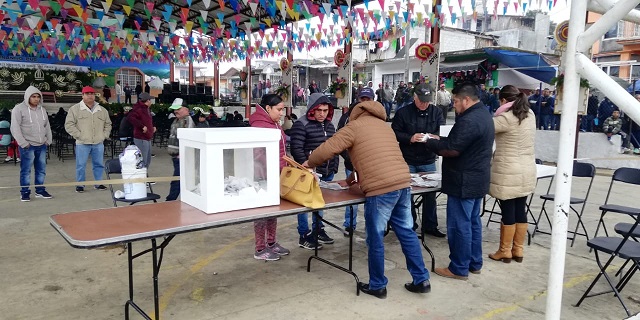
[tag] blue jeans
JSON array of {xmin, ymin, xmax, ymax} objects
[
  {"xmin": 75, "ymin": 143, "xmax": 105, "ymax": 187},
  {"xmin": 540, "ymin": 114, "xmax": 554, "ymax": 130},
  {"xmin": 408, "ymin": 163, "xmax": 438, "ymax": 232},
  {"xmin": 117, "ymin": 95, "xmax": 121, "ymax": 104},
  {"xmin": 343, "ymin": 168, "xmax": 359, "ymax": 229},
  {"xmin": 446, "ymin": 195, "xmax": 483, "ymax": 276},
  {"xmin": 297, "ymin": 172, "xmax": 334, "ymax": 236},
  {"xmin": 365, "ymin": 187, "xmax": 429, "ymax": 290},
  {"xmin": 383, "ymin": 101, "xmax": 393, "ymax": 118},
  {"xmin": 19, "ymin": 144, "xmax": 48, "ymax": 195},
  {"xmin": 580, "ymin": 114, "xmax": 595, "ymax": 132},
  {"xmin": 166, "ymin": 157, "xmax": 180, "ymax": 201}
]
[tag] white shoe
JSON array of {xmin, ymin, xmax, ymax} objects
[{"xmin": 3, "ymin": 156, "xmax": 11, "ymax": 162}]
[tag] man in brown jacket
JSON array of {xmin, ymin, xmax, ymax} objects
[{"xmin": 303, "ymin": 100, "xmax": 431, "ymax": 299}]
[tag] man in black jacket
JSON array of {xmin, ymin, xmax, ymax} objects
[
  {"xmin": 289, "ymin": 93, "xmax": 340, "ymax": 249},
  {"xmin": 425, "ymin": 82, "xmax": 494, "ymax": 280},
  {"xmin": 392, "ymin": 83, "xmax": 446, "ymax": 238}
]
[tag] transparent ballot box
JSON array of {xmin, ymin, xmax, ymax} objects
[{"xmin": 177, "ymin": 127, "xmax": 281, "ymax": 213}]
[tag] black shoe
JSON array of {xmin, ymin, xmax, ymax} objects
[
  {"xmin": 343, "ymin": 227, "xmax": 354, "ymax": 237},
  {"xmin": 298, "ymin": 234, "xmax": 323, "ymax": 250},
  {"xmin": 358, "ymin": 282, "xmax": 387, "ymax": 299},
  {"xmin": 75, "ymin": 186, "xmax": 85, "ymax": 193},
  {"xmin": 425, "ymin": 229, "xmax": 446, "ymax": 238},
  {"xmin": 94, "ymin": 185, "xmax": 108, "ymax": 190},
  {"xmin": 316, "ymin": 229, "xmax": 334, "ymax": 244},
  {"xmin": 404, "ymin": 280, "xmax": 431, "ymax": 293}
]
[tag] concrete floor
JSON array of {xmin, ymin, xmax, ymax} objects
[{"xmin": 1, "ymin": 146, "xmax": 639, "ymax": 320}]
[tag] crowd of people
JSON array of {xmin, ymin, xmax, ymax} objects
[{"xmin": 2, "ymin": 76, "xmax": 636, "ymax": 300}]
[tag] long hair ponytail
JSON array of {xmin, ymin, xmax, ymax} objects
[{"xmin": 498, "ymin": 85, "xmax": 530, "ymax": 124}]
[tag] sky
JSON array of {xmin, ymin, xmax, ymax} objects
[{"xmin": 211, "ymin": 0, "xmax": 572, "ymax": 73}]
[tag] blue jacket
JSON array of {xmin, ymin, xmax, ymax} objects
[{"xmin": 426, "ymin": 102, "xmax": 494, "ymax": 198}]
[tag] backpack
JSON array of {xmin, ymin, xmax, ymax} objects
[{"xmin": 119, "ymin": 116, "xmax": 133, "ymax": 138}]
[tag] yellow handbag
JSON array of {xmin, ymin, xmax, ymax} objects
[{"xmin": 280, "ymin": 156, "xmax": 325, "ymax": 209}]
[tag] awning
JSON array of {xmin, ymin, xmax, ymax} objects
[
  {"xmin": 439, "ymin": 59, "xmax": 487, "ymax": 72},
  {"xmin": 484, "ymin": 49, "xmax": 556, "ymax": 84}
]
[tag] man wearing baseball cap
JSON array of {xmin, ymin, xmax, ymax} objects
[
  {"xmin": 166, "ymin": 98, "xmax": 195, "ymax": 201},
  {"xmin": 358, "ymin": 87, "xmax": 375, "ymax": 101},
  {"xmin": 392, "ymin": 83, "xmax": 446, "ymax": 238},
  {"xmin": 65, "ymin": 86, "xmax": 112, "ymax": 192},
  {"xmin": 127, "ymin": 92, "xmax": 156, "ymax": 169}
]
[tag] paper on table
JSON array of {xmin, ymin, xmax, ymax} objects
[
  {"xmin": 422, "ymin": 173, "xmax": 442, "ymax": 181},
  {"xmin": 411, "ymin": 178, "xmax": 439, "ymax": 188},
  {"xmin": 319, "ymin": 180, "xmax": 349, "ymax": 190}
]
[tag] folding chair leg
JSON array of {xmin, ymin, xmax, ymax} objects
[
  {"xmin": 616, "ymin": 262, "xmax": 639, "ymax": 293},
  {"xmin": 575, "ymin": 251, "xmax": 633, "ymax": 317},
  {"xmin": 533, "ymin": 199, "xmax": 551, "ymax": 238}
]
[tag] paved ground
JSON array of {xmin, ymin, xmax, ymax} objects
[{"xmin": 1, "ymin": 143, "xmax": 639, "ymax": 320}]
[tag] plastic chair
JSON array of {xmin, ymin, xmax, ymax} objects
[
  {"xmin": 575, "ymin": 214, "xmax": 640, "ymax": 317},
  {"xmin": 104, "ymin": 159, "xmax": 160, "ymax": 207},
  {"xmin": 593, "ymin": 168, "xmax": 640, "ymax": 239},
  {"xmin": 533, "ymin": 161, "xmax": 596, "ymax": 247}
]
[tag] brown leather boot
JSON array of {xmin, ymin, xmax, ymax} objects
[
  {"xmin": 511, "ymin": 223, "xmax": 528, "ymax": 263},
  {"xmin": 488, "ymin": 224, "xmax": 515, "ymax": 263}
]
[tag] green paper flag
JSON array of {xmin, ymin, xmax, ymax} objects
[{"xmin": 50, "ymin": 1, "xmax": 61, "ymax": 14}]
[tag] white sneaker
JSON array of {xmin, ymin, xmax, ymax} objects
[{"xmin": 3, "ymin": 156, "xmax": 11, "ymax": 162}]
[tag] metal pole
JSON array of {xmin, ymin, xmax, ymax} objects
[
  {"xmin": 405, "ymin": 13, "xmax": 411, "ymax": 84},
  {"xmin": 545, "ymin": 0, "xmax": 586, "ymax": 318}
]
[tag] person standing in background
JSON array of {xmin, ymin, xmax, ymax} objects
[
  {"xmin": 166, "ymin": 98, "xmax": 195, "ymax": 202},
  {"xmin": 10, "ymin": 86, "xmax": 53, "ymax": 201},
  {"xmin": 127, "ymin": 92, "xmax": 155, "ymax": 169},
  {"xmin": 115, "ymin": 81, "xmax": 123, "ymax": 104},
  {"xmin": 487, "ymin": 85, "xmax": 536, "ymax": 264},
  {"xmin": 124, "ymin": 84, "xmax": 132, "ymax": 104},
  {"xmin": 435, "ymin": 84, "xmax": 452, "ymax": 124},
  {"xmin": 65, "ymin": 86, "xmax": 112, "ymax": 193}
]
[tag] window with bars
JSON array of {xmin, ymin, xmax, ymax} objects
[
  {"xmin": 631, "ymin": 65, "xmax": 640, "ymax": 82},
  {"xmin": 382, "ymin": 73, "xmax": 405, "ymax": 90},
  {"xmin": 117, "ymin": 69, "xmax": 142, "ymax": 88}
]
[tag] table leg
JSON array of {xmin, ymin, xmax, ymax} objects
[
  {"xmin": 307, "ymin": 210, "xmax": 360, "ymax": 295},
  {"xmin": 124, "ymin": 236, "xmax": 175, "ymax": 320}
]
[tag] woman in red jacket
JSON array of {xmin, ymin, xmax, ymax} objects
[{"xmin": 249, "ymin": 93, "xmax": 289, "ymax": 261}]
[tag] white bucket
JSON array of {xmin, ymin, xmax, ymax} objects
[{"xmin": 122, "ymin": 168, "xmax": 147, "ymax": 200}]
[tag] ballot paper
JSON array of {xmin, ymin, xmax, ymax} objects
[{"xmin": 319, "ymin": 180, "xmax": 349, "ymax": 190}]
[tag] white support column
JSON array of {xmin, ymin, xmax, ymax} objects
[
  {"xmin": 545, "ymin": 0, "xmax": 587, "ymax": 319},
  {"xmin": 577, "ymin": 54, "xmax": 640, "ymax": 123},
  {"xmin": 578, "ymin": 0, "xmax": 640, "ymax": 53},
  {"xmin": 588, "ymin": 0, "xmax": 640, "ymax": 24}
]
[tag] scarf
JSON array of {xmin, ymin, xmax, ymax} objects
[{"xmin": 494, "ymin": 100, "xmax": 514, "ymax": 117}]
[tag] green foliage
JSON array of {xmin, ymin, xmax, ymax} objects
[
  {"xmin": 0, "ymin": 99, "xmax": 20, "ymax": 110},
  {"xmin": 328, "ymin": 77, "xmax": 348, "ymax": 94},
  {"xmin": 550, "ymin": 74, "xmax": 590, "ymax": 88}
]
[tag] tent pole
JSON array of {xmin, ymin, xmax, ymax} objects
[{"xmin": 544, "ymin": 0, "xmax": 587, "ymax": 318}]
